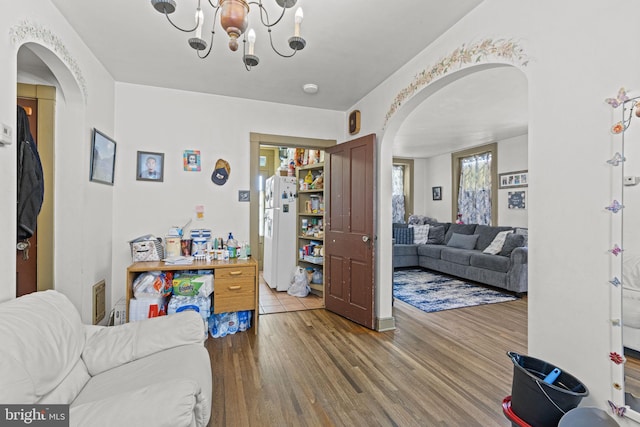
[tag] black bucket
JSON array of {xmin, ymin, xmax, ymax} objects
[{"xmin": 508, "ymin": 351, "xmax": 589, "ymax": 427}]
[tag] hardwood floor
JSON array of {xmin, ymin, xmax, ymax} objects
[{"xmin": 206, "ymin": 297, "xmax": 528, "ymax": 426}]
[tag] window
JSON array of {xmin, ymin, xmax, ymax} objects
[
  {"xmin": 392, "ymin": 159, "xmax": 413, "ymax": 223},
  {"xmin": 451, "ymin": 143, "xmax": 497, "ymax": 225}
]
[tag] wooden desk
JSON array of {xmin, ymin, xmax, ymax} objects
[{"xmin": 126, "ymin": 257, "xmax": 259, "ymax": 333}]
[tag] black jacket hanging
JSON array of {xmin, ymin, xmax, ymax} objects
[{"xmin": 16, "ymin": 105, "xmax": 44, "ymax": 241}]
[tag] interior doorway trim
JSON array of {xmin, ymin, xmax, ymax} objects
[
  {"xmin": 249, "ymin": 133, "xmax": 336, "ymax": 278},
  {"xmin": 17, "ymin": 83, "xmax": 55, "ymax": 292}
]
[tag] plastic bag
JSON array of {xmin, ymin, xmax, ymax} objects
[
  {"xmin": 133, "ymin": 271, "xmax": 173, "ymax": 298},
  {"xmin": 209, "ymin": 312, "xmax": 239, "ymax": 338},
  {"xmin": 288, "ymin": 266, "xmax": 310, "ymax": 297}
]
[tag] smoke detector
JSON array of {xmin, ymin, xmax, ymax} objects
[{"xmin": 303, "ymin": 83, "xmax": 318, "ymax": 94}]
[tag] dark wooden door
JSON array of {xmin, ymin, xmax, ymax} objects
[
  {"xmin": 324, "ymin": 134, "xmax": 376, "ymax": 329},
  {"xmin": 16, "ymin": 98, "xmax": 38, "ymax": 297}
]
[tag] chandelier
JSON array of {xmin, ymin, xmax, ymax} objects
[{"xmin": 151, "ymin": 0, "xmax": 306, "ymax": 70}]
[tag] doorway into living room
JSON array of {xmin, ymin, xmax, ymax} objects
[{"xmin": 388, "ymin": 64, "xmax": 529, "ymax": 317}]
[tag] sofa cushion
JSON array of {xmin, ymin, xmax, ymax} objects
[
  {"xmin": 446, "ymin": 233, "xmax": 479, "ymax": 250},
  {"xmin": 444, "ymin": 223, "xmax": 477, "ymax": 243},
  {"xmin": 39, "ymin": 358, "xmax": 91, "ymax": 405},
  {"xmin": 72, "ymin": 343, "xmax": 212, "ymax": 427},
  {"xmin": 394, "ymin": 244, "xmax": 418, "ymax": 257},
  {"xmin": 500, "ymin": 233, "xmax": 526, "ymax": 256},
  {"xmin": 427, "ymin": 225, "xmax": 446, "ymax": 245},
  {"xmin": 72, "ymin": 344, "xmax": 211, "ymax": 407},
  {"xmin": 474, "ymin": 225, "xmax": 515, "ymax": 251},
  {"xmin": 0, "ymin": 290, "xmax": 86, "ymax": 404},
  {"xmin": 393, "ymin": 227, "xmax": 414, "ymax": 244},
  {"xmin": 470, "ymin": 253, "xmax": 510, "ymax": 273},
  {"xmin": 441, "ymin": 247, "xmax": 475, "ymax": 265},
  {"xmin": 409, "ymin": 224, "xmax": 429, "ymax": 244},
  {"xmin": 515, "ymin": 227, "xmax": 529, "ymax": 246},
  {"xmin": 418, "ymin": 244, "xmax": 446, "ymax": 258},
  {"xmin": 483, "ymin": 230, "xmax": 514, "ymax": 254},
  {"xmin": 82, "ymin": 311, "xmax": 206, "ymax": 376}
]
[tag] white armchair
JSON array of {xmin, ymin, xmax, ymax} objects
[{"xmin": 0, "ymin": 290, "xmax": 211, "ymax": 427}]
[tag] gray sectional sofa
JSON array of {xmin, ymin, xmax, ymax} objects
[{"xmin": 393, "ymin": 222, "xmax": 528, "ymax": 294}]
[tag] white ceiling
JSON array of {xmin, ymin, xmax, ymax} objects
[
  {"xmin": 393, "ymin": 66, "xmax": 528, "ymax": 158},
  {"xmin": 28, "ymin": 0, "xmax": 528, "ymax": 158}
]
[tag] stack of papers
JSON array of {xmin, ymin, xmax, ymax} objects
[{"xmin": 164, "ymin": 256, "xmax": 194, "ymax": 265}]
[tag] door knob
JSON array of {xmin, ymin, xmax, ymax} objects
[{"xmin": 362, "ymin": 235, "xmax": 370, "ymax": 243}]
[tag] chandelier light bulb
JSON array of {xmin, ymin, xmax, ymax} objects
[
  {"xmin": 247, "ymin": 28, "xmax": 256, "ymax": 56},
  {"xmin": 294, "ymin": 8, "xmax": 304, "ymax": 37},
  {"xmin": 195, "ymin": 8, "xmax": 204, "ymax": 40}
]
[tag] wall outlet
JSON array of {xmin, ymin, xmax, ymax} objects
[{"xmin": 92, "ymin": 280, "xmax": 106, "ymax": 325}]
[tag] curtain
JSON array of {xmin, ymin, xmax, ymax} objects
[
  {"xmin": 392, "ymin": 165, "xmax": 405, "ymax": 223},
  {"xmin": 458, "ymin": 152, "xmax": 492, "ymax": 225}
]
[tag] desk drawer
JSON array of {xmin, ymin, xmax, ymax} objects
[
  {"xmin": 215, "ymin": 266, "xmax": 255, "ymax": 280},
  {"xmin": 214, "ymin": 277, "xmax": 255, "ymax": 313}
]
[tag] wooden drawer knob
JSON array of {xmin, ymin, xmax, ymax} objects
[
  {"xmin": 228, "ymin": 285, "xmax": 241, "ymax": 290},
  {"xmin": 229, "ymin": 271, "xmax": 243, "ymax": 276}
]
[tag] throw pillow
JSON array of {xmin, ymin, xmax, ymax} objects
[
  {"xmin": 483, "ymin": 230, "xmax": 514, "ymax": 255},
  {"xmin": 393, "ymin": 227, "xmax": 414, "ymax": 245},
  {"xmin": 500, "ymin": 233, "xmax": 526, "ymax": 256},
  {"xmin": 409, "ymin": 224, "xmax": 430, "ymax": 244},
  {"xmin": 427, "ymin": 226, "xmax": 445, "ymax": 245},
  {"xmin": 444, "ymin": 223, "xmax": 477, "ymax": 244},
  {"xmin": 446, "ymin": 233, "xmax": 479, "ymax": 250}
]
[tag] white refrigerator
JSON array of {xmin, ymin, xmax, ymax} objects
[{"xmin": 263, "ymin": 175, "xmax": 298, "ymax": 291}]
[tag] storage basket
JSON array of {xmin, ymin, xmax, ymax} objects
[{"xmin": 129, "ymin": 235, "xmax": 164, "ymax": 262}]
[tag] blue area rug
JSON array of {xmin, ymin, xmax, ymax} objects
[{"xmin": 393, "ymin": 269, "xmax": 518, "ymax": 313}]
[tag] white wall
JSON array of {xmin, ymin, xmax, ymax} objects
[
  {"xmin": 423, "ymin": 153, "xmax": 452, "ymax": 222},
  {"xmin": 0, "ymin": 1, "xmax": 116, "ymax": 324},
  {"xmin": 498, "ymin": 134, "xmax": 528, "ymax": 227},
  {"xmin": 111, "ymin": 83, "xmax": 343, "ymax": 305},
  {"xmin": 349, "ymin": 0, "xmax": 640, "ymax": 418}
]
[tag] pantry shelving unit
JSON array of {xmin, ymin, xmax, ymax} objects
[{"xmin": 296, "ymin": 162, "xmax": 325, "ymax": 297}]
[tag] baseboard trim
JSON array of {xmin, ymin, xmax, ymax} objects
[{"xmin": 376, "ymin": 316, "xmax": 396, "ymax": 331}]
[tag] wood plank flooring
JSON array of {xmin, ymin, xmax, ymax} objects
[{"xmin": 205, "ymin": 297, "xmax": 528, "ymax": 426}]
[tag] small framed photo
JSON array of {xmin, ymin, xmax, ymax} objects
[
  {"xmin": 508, "ymin": 190, "xmax": 526, "ymax": 209},
  {"xmin": 432, "ymin": 186, "xmax": 442, "ymax": 201},
  {"xmin": 499, "ymin": 170, "xmax": 528, "ymax": 189},
  {"xmin": 238, "ymin": 190, "xmax": 250, "ymax": 202},
  {"xmin": 90, "ymin": 129, "xmax": 116, "ymax": 185},
  {"xmin": 136, "ymin": 151, "xmax": 164, "ymax": 182},
  {"xmin": 183, "ymin": 150, "xmax": 201, "ymax": 171}
]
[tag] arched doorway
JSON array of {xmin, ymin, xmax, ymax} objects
[
  {"xmin": 377, "ymin": 63, "xmax": 529, "ymax": 326},
  {"xmin": 15, "ymin": 42, "xmax": 85, "ymax": 296}
]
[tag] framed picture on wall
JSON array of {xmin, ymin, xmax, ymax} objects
[
  {"xmin": 89, "ymin": 129, "xmax": 116, "ymax": 185},
  {"xmin": 432, "ymin": 186, "xmax": 442, "ymax": 201},
  {"xmin": 508, "ymin": 190, "xmax": 526, "ymax": 209},
  {"xmin": 136, "ymin": 151, "xmax": 164, "ymax": 182},
  {"xmin": 499, "ymin": 170, "xmax": 528, "ymax": 189},
  {"xmin": 183, "ymin": 150, "xmax": 201, "ymax": 171}
]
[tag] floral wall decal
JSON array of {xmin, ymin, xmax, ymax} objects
[
  {"xmin": 383, "ymin": 38, "xmax": 528, "ymax": 128},
  {"xmin": 10, "ymin": 20, "xmax": 88, "ymax": 103}
]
